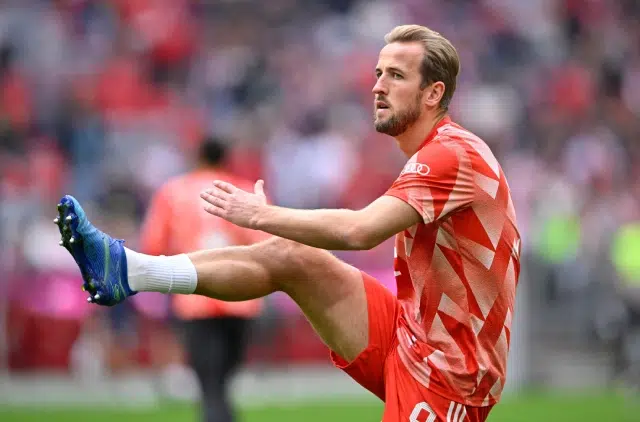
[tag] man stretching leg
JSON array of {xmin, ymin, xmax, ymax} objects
[{"xmin": 55, "ymin": 25, "xmax": 521, "ymax": 422}]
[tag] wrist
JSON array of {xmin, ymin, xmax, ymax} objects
[{"xmin": 250, "ymin": 204, "xmax": 270, "ymax": 230}]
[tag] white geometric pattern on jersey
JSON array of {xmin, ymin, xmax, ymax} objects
[
  {"xmin": 439, "ymin": 142, "xmax": 475, "ymax": 220},
  {"xmin": 420, "ymin": 186, "xmax": 436, "ymax": 223},
  {"xmin": 471, "ymin": 314, "xmax": 485, "ymax": 336},
  {"xmin": 407, "ymin": 245, "xmax": 428, "ymax": 321},
  {"xmin": 407, "ymin": 224, "xmax": 418, "ymax": 239},
  {"xmin": 430, "ymin": 246, "xmax": 468, "ymax": 324},
  {"xmin": 423, "ymin": 336, "xmax": 466, "ymax": 394},
  {"xmin": 427, "ymin": 314, "xmax": 467, "ymax": 372},
  {"xmin": 415, "ymin": 357, "xmax": 433, "ymax": 388},
  {"xmin": 462, "ymin": 258, "xmax": 500, "ymax": 319},
  {"xmin": 504, "ymin": 257, "xmax": 517, "ymax": 317},
  {"xmin": 511, "ymin": 238, "xmax": 521, "ymax": 260},
  {"xmin": 491, "ymin": 377, "xmax": 504, "ymax": 397},
  {"xmin": 474, "ymin": 171, "xmax": 500, "ymax": 199},
  {"xmin": 436, "ymin": 226, "xmax": 459, "ymax": 250},
  {"xmin": 471, "ymin": 202, "xmax": 506, "ymax": 249},
  {"xmin": 405, "ymin": 224, "xmax": 418, "ymax": 257},
  {"xmin": 393, "ymin": 247, "xmax": 401, "ymax": 277},
  {"xmin": 476, "ymin": 343, "xmax": 494, "ymax": 393},
  {"xmin": 426, "ymin": 348, "xmax": 465, "ymax": 397},
  {"xmin": 456, "ymin": 234, "xmax": 497, "ymax": 270},
  {"xmin": 399, "ymin": 337, "xmax": 433, "ymax": 388},
  {"xmin": 504, "ymin": 308, "xmax": 513, "ymax": 331},
  {"xmin": 495, "ymin": 327, "xmax": 509, "ymax": 371},
  {"xmin": 438, "ymin": 294, "xmax": 470, "ymax": 329},
  {"xmin": 483, "ymin": 378, "xmax": 504, "ymax": 407},
  {"xmin": 473, "ymin": 328, "xmax": 507, "ymax": 404},
  {"xmin": 433, "ymin": 244, "xmax": 463, "ymax": 289},
  {"xmin": 427, "ymin": 349, "xmax": 451, "ymax": 373},
  {"xmin": 439, "ymin": 125, "xmax": 501, "ymax": 178},
  {"xmin": 476, "ymin": 367, "xmax": 488, "ymax": 389}
]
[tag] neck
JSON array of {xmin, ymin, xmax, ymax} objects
[{"xmin": 394, "ymin": 111, "xmax": 447, "ymax": 157}]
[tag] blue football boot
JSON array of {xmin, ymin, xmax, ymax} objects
[{"xmin": 54, "ymin": 195, "xmax": 136, "ymax": 306}]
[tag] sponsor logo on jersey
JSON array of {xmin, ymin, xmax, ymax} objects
[{"xmin": 401, "ymin": 162, "xmax": 431, "ymax": 176}]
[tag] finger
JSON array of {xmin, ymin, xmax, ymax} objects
[
  {"xmin": 203, "ymin": 204, "xmax": 225, "ymax": 218},
  {"xmin": 254, "ymin": 179, "xmax": 265, "ymax": 196},
  {"xmin": 212, "ymin": 180, "xmax": 237, "ymax": 194},
  {"xmin": 200, "ymin": 191, "xmax": 227, "ymax": 209},
  {"xmin": 202, "ymin": 187, "xmax": 231, "ymax": 200}
]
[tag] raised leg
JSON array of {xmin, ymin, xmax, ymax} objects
[
  {"xmin": 188, "ymin": 237, "xmax": 368, "ymax": 362},
  {"xmin": 56, "ymin": 195, "xmax": 369, "ymax": 363}
]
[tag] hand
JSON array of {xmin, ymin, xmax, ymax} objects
[{"xmin": 200, "ymin": 180, "xmax": 268, "ymax": 229}]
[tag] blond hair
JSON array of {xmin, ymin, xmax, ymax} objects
[{"xmin": 384, "ymin": 25, "xmax": 460, "ymax": 111}]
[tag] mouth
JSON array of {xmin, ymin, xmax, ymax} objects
[{"xmin": 376, "ymin": 100, "xmax": 390, "ymax": 110}]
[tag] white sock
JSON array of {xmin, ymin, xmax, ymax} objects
[{"xmin": 124, "ymin": 248, "xmax": 198, "ymax": 294}]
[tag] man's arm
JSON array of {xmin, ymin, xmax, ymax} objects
[
  {"xmin": 200, "ymin": 180, "xmax": 421, "ymax": 250},
  {"xmin": 202, "ymin": 137, "xmax": 477, "ymax": 250},
  {"xmin": 253, "ymin": 196, "xmax": 421, "ymax": 250}
]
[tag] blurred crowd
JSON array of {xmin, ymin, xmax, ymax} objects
[{"xmin": 0, "ymin": 0, "xmax": 639, "ymax": 388}]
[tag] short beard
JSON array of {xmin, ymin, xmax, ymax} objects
[{"xmin": 374, "ymin": 95, "xmax": 422, "ymax": 136}]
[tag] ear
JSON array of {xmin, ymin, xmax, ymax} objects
[{"xmin": 424, "ymin": 81, "xmax": 445, "ymax": 108}]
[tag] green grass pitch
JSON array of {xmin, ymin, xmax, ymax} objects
[{"xmin": 0, "ymin": 392, "xmax": 638, "ymax": 422}]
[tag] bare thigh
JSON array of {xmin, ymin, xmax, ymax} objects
[{"xmin": 189, "ymin": 237, "xmax": 369, "ymax": 363}]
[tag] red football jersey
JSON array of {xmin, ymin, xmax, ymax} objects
[{"xmin": 384, "ymin": 117, "xmax": 521, "ymax": 406}]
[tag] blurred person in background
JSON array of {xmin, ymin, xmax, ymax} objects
[
  {"xmin": 607, "ymin": 188, "xmax": 640, "ymax": 392},
  {"xmin": 54, "ymin": 25, "xmax": 520, "ymax": 422},
  {"xmin": 137, "ymin": 135, "xmax": 266, "ymax": 422}
]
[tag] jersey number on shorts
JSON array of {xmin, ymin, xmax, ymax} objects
[
  {"xmin": 410, "ymin": 401, "xmax": 467, "ymax": 422},
  {"xmin": 410, "ymin": 402, "xmax": 436, "ymax": 422}
]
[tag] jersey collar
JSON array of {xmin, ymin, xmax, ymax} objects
[{"xmin": 418, "ymin": 115, "xmax": 451, "ymax": 150}]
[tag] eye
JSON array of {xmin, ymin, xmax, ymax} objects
[{"xmin": 392, "ymin": 72, "xmax": 403, "ymax": 80}]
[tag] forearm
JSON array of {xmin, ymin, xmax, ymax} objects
[{"xmin": 252, "ymin": 205, "xmax": 368, "ymax": 250}]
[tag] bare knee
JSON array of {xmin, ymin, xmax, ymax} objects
[
  {"xmin": 253, "ymin": 237, "xmax": 320, "ymax": 280},
  {"xmin": 251, "ymin": 237, "xmax": 368, "ymax": 361},
  {"xmin": 260, "ymin": 236, "xmax": 307, "ymax": 256}
]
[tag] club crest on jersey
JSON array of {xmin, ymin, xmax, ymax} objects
[{"xmin": 400, "ymin": 162, "xmax": 431, "ymax": 177}]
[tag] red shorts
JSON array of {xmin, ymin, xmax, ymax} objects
[{"xmin": 330, "ymin": 272, "xmax": 493, "ymax": 422}]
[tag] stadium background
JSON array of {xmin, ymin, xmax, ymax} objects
[{"xmin": 0, "ymin": 0, "xmax": 639, "ymax": 420}]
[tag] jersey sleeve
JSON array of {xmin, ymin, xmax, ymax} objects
[
  {"xmin": 384, "ymin": 140, "xmax": 475, "ymax": 224},
  {"xmin": 139, "ymin": 184, "xmax": 173, "ymax": 255}
]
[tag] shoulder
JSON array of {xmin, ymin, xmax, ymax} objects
[
  {"xmin": 431, "ymin": 122, "xmax": 479, "ymax": 151},
  {"xmin": 410, "ymin": 127, "xmax": 468, "ymax": 171},
  {"xmin": 424, "ymin": 121, "xmax": 501, "ymax": 178}
]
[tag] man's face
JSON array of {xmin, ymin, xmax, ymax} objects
[{"xmin": 372, "ymin": 42, "xmax": 426, "ymax": 136}]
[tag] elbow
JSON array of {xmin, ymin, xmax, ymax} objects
[{"xmin": 343, "ymin": 224, "xmax": 380, "ymax": 251}]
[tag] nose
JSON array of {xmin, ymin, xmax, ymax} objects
[{"xmin": 372, "ymin": 77, "xmax": 388, "ymax": 95}]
